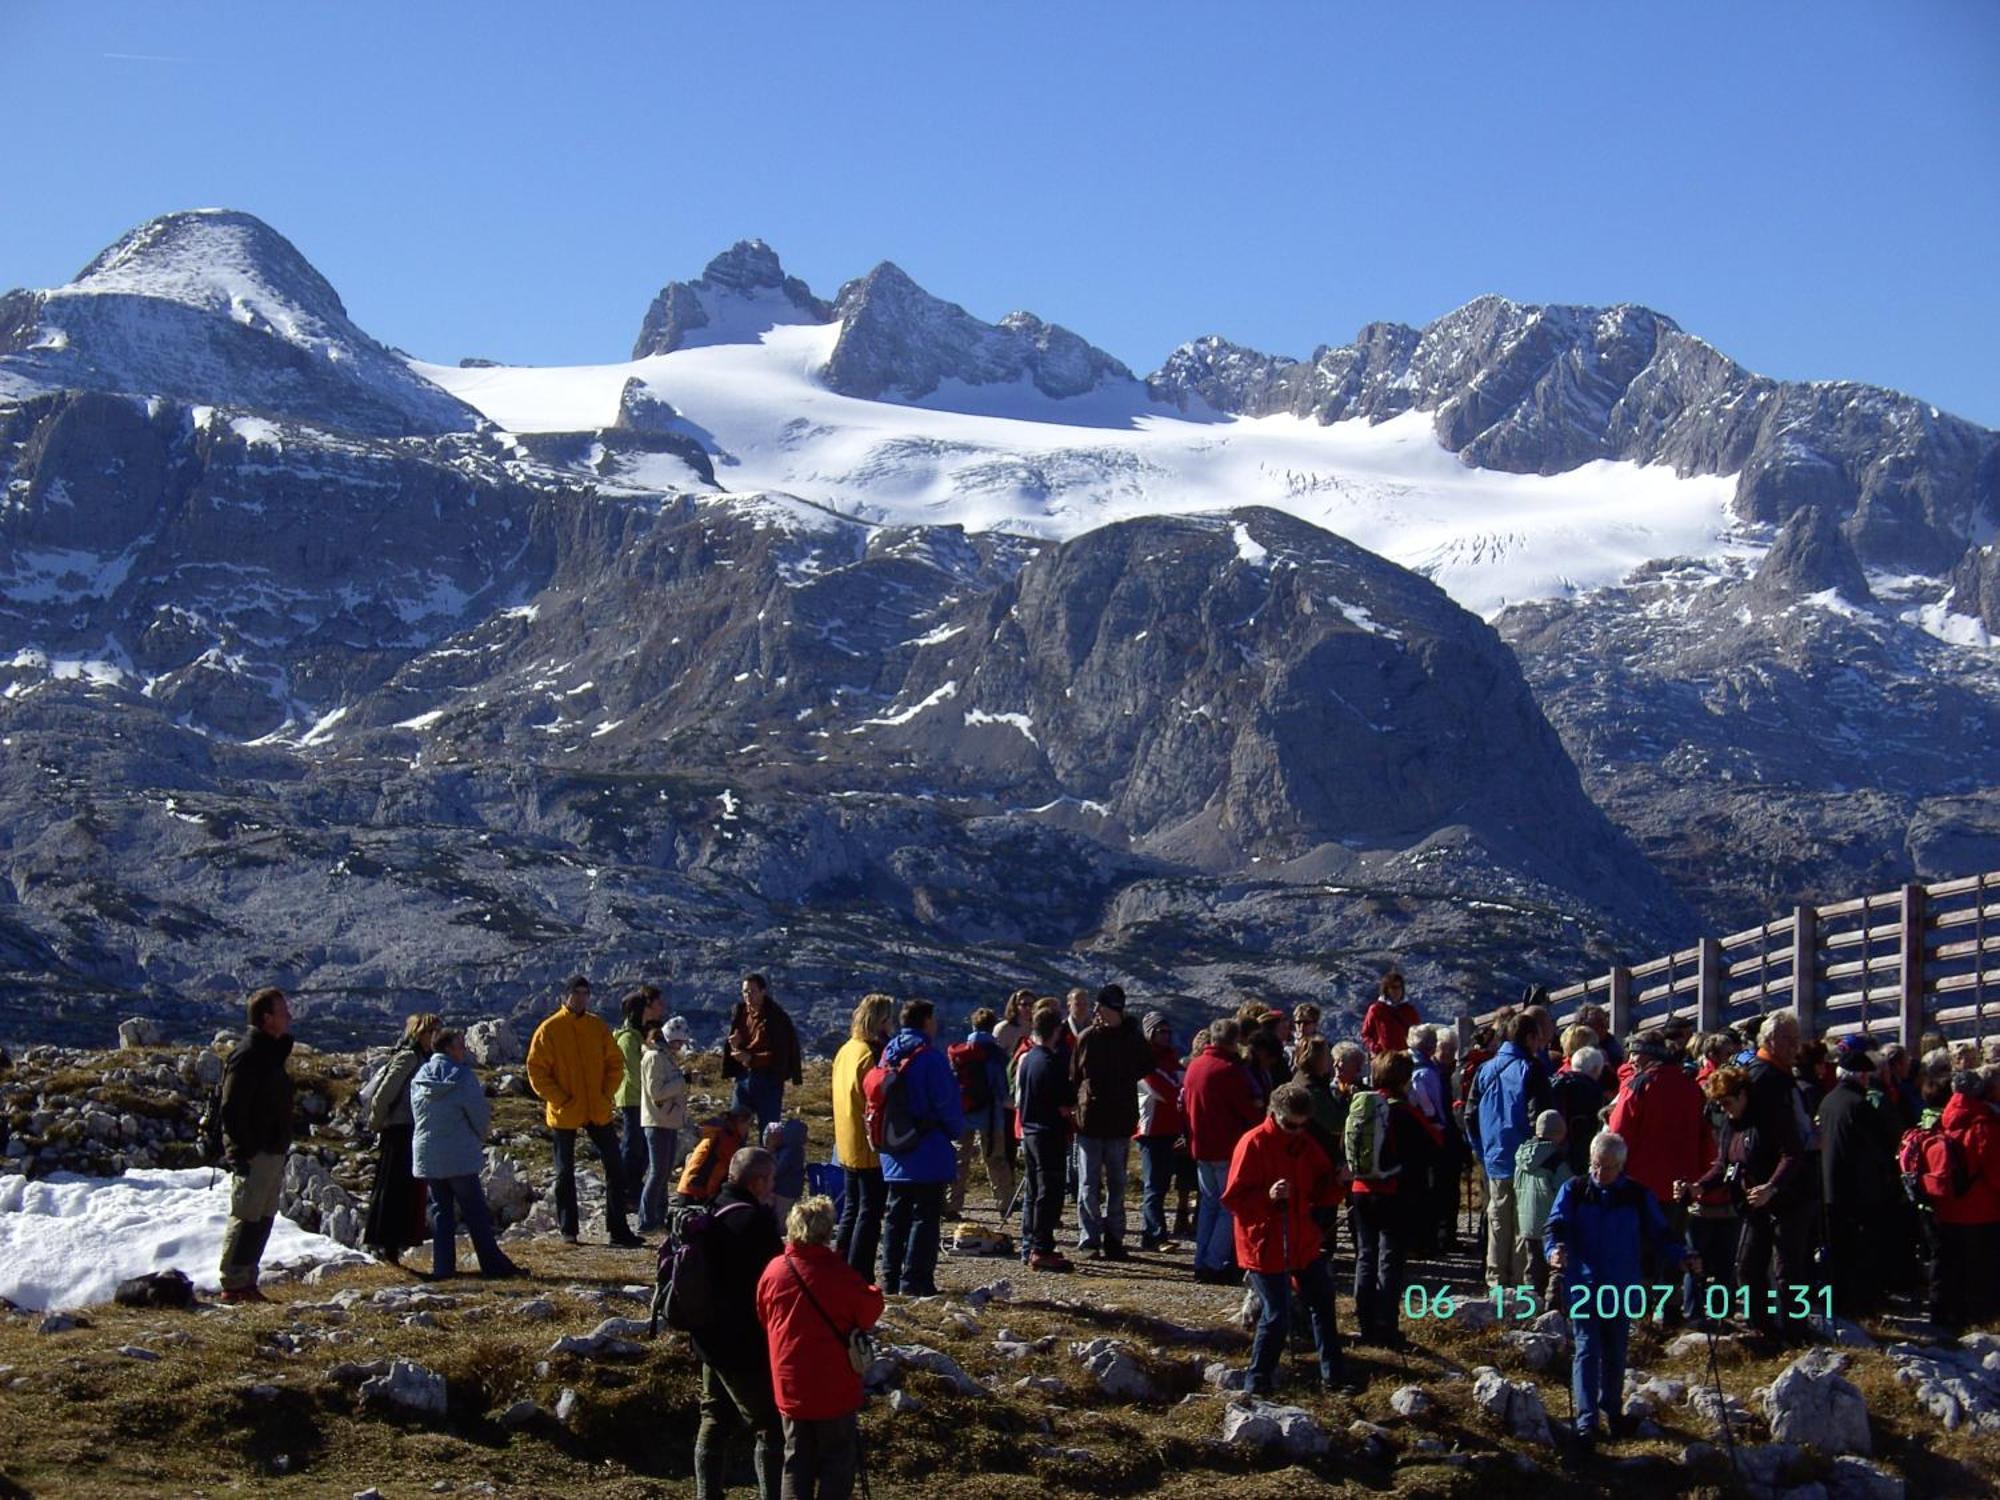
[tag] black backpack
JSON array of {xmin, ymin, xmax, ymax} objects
[{"xmin": 650, "ymin": 1200, "xmax": 753, "ymax": 1335}]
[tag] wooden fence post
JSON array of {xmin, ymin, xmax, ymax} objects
[
  {"xmin": 1697, "ymin": 937, "xmax": 1723, "ymax": 1035},
  {"xmin": 1609, "ymin": 965, "xmax": 1632, "ymax": 1041},
  {"xmin": 1901, "ymin": 883, "xmax": 1927, "ymax": 1047},
  {"xmin": 1792, "ymin": 905, "xmax": 1818, "ymax": 1038}
]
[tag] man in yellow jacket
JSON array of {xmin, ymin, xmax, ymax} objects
[{"xmin": 527, "ymin": 975, "xmax": 643, "ymax": 1247}]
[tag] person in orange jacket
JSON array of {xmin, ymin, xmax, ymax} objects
[
  {"xmin": 1221, "ymin": 1082, "xmax": 1354, "ymax": 1395},
  {"xmin": 757, "ymin": 1194, "xmax": 885, "ymax": 1500},
  {"xmin": 526, "ymin": 975, "xmax": 640, "ymax": 1247}
]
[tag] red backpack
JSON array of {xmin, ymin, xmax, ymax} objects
[
  {"xmin": 948, "ymin": 1038, "xmax": 997, "ymax": 1115},
  {"xmin": 863, "ymin": 1047, "xmax": 926, "ymax": 1154},
  {"xmin": 1899, "ymin": 1123, "xmax": 1971, "ymax": 1204}
]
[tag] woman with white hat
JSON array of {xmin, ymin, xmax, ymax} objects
[{"xmin": 638, "ymin": 1015, "xmax": 693, "ymax": 1232}]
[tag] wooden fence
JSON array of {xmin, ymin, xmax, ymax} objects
[{"xmin": 1472, "ymin": 870, "xmax": 2000, "ymax": 1048}]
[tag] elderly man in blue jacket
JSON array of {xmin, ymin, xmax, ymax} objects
[
  {"xmin": 877, "ymin": 998, "xmax": 966, "ymax": 1296},
  {"xmin": 1546, "ymin": 1129, "xmax": 1697, "ymax": 1455},
  {"xmin": 411, "ymin": 1029, "xmax": 524, "ymax": 1281}
]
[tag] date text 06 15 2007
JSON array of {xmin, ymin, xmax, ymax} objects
[{"xmin": 1400, "ymin": 1283, "xmax": 1834, "ymax": 1322}]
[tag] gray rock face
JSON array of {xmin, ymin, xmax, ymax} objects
[
  {"xmin": 1069, "ymin": 1337, "xmax": 1158, "ymax": 1401},
  {"xmin": 1219, "ymin": 1397, "xmax": 1331, "ymax": 1458},
  {"xmin": 1470, "ymin": 1364, "xmax": 1552, "ymax": 1444},
  {"xmin": 1147, "ymin": 294, "xmax": 1999, "ymax": 580},
  {"xmin": 1758, "ymin": 1348, "xmax": 1871, "ymax": 1455},
  {"xmin": 465, "ymin": 1019, "xmax": 522, "ymax": 1068},
  {"xmin": 822, "ymin": 261, "xmax": 1133, "ymax": 402},
  {"xmin": 1746, "ymin": 505, "xmax": 1873, "ymax": 606},
  {"xmin": 0, "ymin": 210, "xmax": 476, "ymax": 437},
  {"xmin": 631, "ymin": 240, "xmax": 832, "ymax": 359},
  {"xmin": 117, "ymin": 1017, "xmax": 163, "ymax": 1049},
  {"xmin": 356, "ymin": 1356, "xmax": 447, "ymax": 1418}
]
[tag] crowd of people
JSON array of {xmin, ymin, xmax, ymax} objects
[{"xmin": 208, "ymin": 967, "xmax": 2000, "ymax": 1485}]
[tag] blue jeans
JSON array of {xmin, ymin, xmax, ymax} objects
[
  {"xmin": 1247, "ymin": 1256, "xmax": 1342, "ymax": 1393},
  {"xmin": 1195, "ymin": 1160, "xmax": 1235, "ymax": 1272},
  {"xmin": 881, "ymin": 1180, "xmax": 945, "ymax": 1294},
  {"xmin": 1076, "ymin": 1135, "xmax": 1129, "ymax": 1251},
  {"xmin": 427, "ymin": 1174, "xmax": 508, "ymax": 1278},
  {"xmin": 639, "ymin": 1126, "xmax": 678, "ymax": 1231},
  {"xmin": 619, "ymin": 1104, "xmax": 647, "ymax": 1209},
  {"xmin": 836, "ymin": 1165, "xmax": 887, "ymax": 1277},
  {"xmin": 1572, "ymin": 1311, "xmax": 1632, "ymax": 1437},
  {"xmin": 1138, "ymin": 1137, "xmax": 1176, "ymax": 1243},
  {"xmin": 733, "ymin": 1071, "xmax": 785, "ymax": 1129}
]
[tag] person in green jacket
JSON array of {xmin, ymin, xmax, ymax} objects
[
  {"xmin": 614, "ymin": 986, "xmax": 664, "ymax": 1216},
  {"xmin": 1513, "ymin": 1110, "xmax": 1574, "ymax": 1300}
]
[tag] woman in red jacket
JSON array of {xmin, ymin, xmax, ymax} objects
[
  {"xmin": 1934, "ymin": 1071, "xmax": 2000, "ymax": 1332},
  {"xmin": 1360, "ymin": 970, "xmax": 1421, "ymax": 1057},
  {"xmin": 1221, "ymin": 1083, "xmax": 1354, "ymax": 1395},
  {"xmin": 757, "ymin": 1194, "xmax": 886, "ymax": 1500}
]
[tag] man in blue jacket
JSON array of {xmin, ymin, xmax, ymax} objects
[
  {"xmin": 1545, "ymin": 1130, "xmax": 1697, "ymax": 1455},
  {"xmin": 411, "ymin": 1030, "xmax": 524, "ymax": 1281},
  {"xmin": 878, "ymin": 998, "xmax": 966, "ymax": 1296},
  {"xmin": 1472, "ymin": 1010, "xmax": 1550, "ymax": 1289}
]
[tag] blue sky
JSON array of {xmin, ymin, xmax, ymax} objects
[{"xmin": 4, "ymin": 2, "xmax": 1996, "ymax": 424}]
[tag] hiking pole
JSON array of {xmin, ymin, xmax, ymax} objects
[{"xmin": 1703, "ymin": 1321, "xmax": 1740, "ymax": 1472}]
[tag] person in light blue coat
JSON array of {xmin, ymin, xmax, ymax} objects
[
  {"xmin": 1471, "ymin": 1011, "xmax": 1551, "ymax": 1290},
  {"xmin": 877, "ymin": 999, "xmax": 966, "ymax": 1296},
  {"xmin": 411, "ymin": 1030, "xmax": 524, "ymax": 1281}
]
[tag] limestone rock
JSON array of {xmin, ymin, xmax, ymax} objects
[
  {"xmin": 1389, "ymin": 1384, "xmax": 1435, "ymax": 1417},
  {"xmin": 1069, "ymin": 1337, "xmax": 1158, "ymax": 1402},
  {"xmin": 118, "ymin": 1017, "xmax": 164, "ymax": 1049},
  {"xmin": 1759, "ymin": 1348, "xmax": 1872, "ymax": 1455},
  {"xmin": 1219, "ymin": 1397, "xmax": 1331, "ymax": 1459},
  {"xmin": 1470, "ymin": 1364, "xmax": 1552, "ymax": 1444},
  {"xmin": 356, "ymin": 1357, "xmax": 447, "ymax": 1419},
  {"xmin": 465, "ymin": 1019, "xmax": 523, "ymax": 1068}
]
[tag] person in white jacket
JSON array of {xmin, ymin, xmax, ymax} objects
[{"xmin": 638, "ymin": 1016, "xmax": 692, "ymax": 1231}]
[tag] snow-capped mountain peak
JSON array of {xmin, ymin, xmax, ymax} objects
[{"xmin": 630, "ymin": 239, "xmax": 832, "ymax": 359}]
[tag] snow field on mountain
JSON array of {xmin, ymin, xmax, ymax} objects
[
  {"xmin": 416, "ymin": 325, "xmax": 1748, "ymax": 618},
  {"xmin": 0, "ymin": 1168, "xmax": 354, "ymax": 1310}
]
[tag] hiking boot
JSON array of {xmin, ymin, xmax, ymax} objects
[
  {"xmin": 480, "ymin": 1261, "xmax": 527, "ymax": 1280},
  {"xmin": 218, "ymin": 1286, "xmax": 269, "ymax": 1305},
  {"xmin": 1102, "ymin": 1245, "xmax": 1131, "ymax": 1263},
  {"xmin": 608, "ymin": 1229, "xmax": 646, "ymax": 1249},
  {"xmin": 1030, "ymin": 1251, "xmax": 1074, "ymax": 1273},
  {"xmin": 560, "ymin": 1231, "xmax": 579, "ymax": 1245}
]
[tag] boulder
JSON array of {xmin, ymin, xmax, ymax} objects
[
  {"xmin": 118, "ymin": 1017, "xmax": 164, "ymax": 1049},
  {"xmin": 1389, "ymin": 1384, "xmax": 1435, "ymax": 1417},
  {"xmin": 1502, "ymin": 1328, "xmax": 1567, "ymax": 1372},
  {"xmin": 1470, "ymin": 1365, "xmax": 1552, "ymax": 1444},
  {"xmin": 1219, "ymin": 1397, "xmax": 1331, "ymax": 1459},
  {"xmin": 865, "ymin": 1343, "xmax": 986, "ymax": 1397},
  {"xmin": 1069, "ymin": 1337, "xmax": 1159, "ymax": 1402},
  {"xmin": 1826, "ymin": 1456, "xmax": 1905, "ymax": 1500},
  {"xmin": 555, "ymin": 1387, "xmax": 580, "ymax": 1423},
  {"xmin": 356, "ymin": 1358, "xmax": 447, "ymax": 1419},
  {"xmin": 497, "ymin": 1399, "xmax": 545, "ymax": 1429},
  {"xmin": 1759, "ymin": 1348, "xmax": 1872, "ymax": 1455},
  {"xmin": 547, "ymin": 1330, "xmax": 644, "ymax": 1361},
  {"xmin": 192, "ymin": 1049, "xmax": 224, "ymax": 1088},
  {"xmin": 466, "ymin": 1019, "xmax": 523, "ymax": 1067},
  {"xmin": 1202, "ymin": 1361, "xmax": 1249, "ymax": 1392},
  {"xmin": 1730, "ymin": 1443, "xmax": 1804, "ymax": 1498}
]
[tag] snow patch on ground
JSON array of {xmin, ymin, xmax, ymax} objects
[
  {"xmin": 1232, "ymin": 522, "xmax": 1269, "ymax": 567},
  {"xmin": 0, "ymin": 1168, "xmax": 353, "ymax": 1311},
  {"xmin": 855, "ymin": 680, "xmax": 958, "ymax": 730},
  {"xmin": 964, "ymin": 708, "xmax": 1039, "ymax": 744},
  {"xmin": 1907, "ymin": 599, "xmax": 1995, "ymax": 648}
]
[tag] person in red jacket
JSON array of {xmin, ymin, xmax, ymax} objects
[
  {"xmin": 1606, "ymin": 1033, "xmax": 1712, "ymax": 1322},
  {"xmin": 757, "ymin": 1193, "xmax": 886, "ymax": 1500},
  {"xmin": 1184, "ymin": 1018, "xmax": 1264, "ymax": 1282},
  {"xmin": 1360, "ymin": 970, "xmax": 1420, "ymax": 1058},
  {"xmin": 1221, "ymin": 1083, "xmax": 1353, "ymax": 1394},
  {"xmin": 1933, "ymin": 1070, "xmax": 2000, "ymax": 1332}
]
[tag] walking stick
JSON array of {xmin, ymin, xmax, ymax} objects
[{"xmin": 1703, "ymin": 1322, "xmax": 1740, "ymax": 1473}]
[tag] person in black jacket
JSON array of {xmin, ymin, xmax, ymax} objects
[
  {"xmin": 1740, "ymin": 1010, "xmax": 1811, "ymax": 1338},
  {"xmin": 694, "ymin": 1146, "xmax": 784, "ymax": 1500},
  {"xmin": 218, "ymin": 987, "xmax": 295, "ymax": 1304},
  {"xmin": 1817, "ymin": 1038, "xmax": 1899, "ymax": 1315},
  {"xmin": 362, "ymin": 1011, "xmax": 441, "ymax": 1266},
  {"xmin": 1016, "ymin": 1004, "xmax": 1076, "ymax": 1272}
]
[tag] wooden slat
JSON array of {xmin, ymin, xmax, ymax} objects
[
  {"xmin": 1931, "ymin": 970, "xmax": 2000, "ymax": 998},
  {"xmin": 1628, "ymin": 956, "xmax": 1673, "ymax": 981},
  {"xmin": 1924, "ymin": 874, "xmax": 1995, "ymax": 900},
  {"xmin": 1924, "ymin": 903, "xmax": 2000, "ymax": 934},
  {"xmin": 1821, "ymin": 982, "xmax": 1904, "ymax": 1011},
  {"xmin": 1817, "ymin": 896, "xmax": 1870, "ymax": 920},
  {"xmin": 1728, "ymin": 953, "xmax": 1796, "ymax": 980},
  {"xmin": 1725, "ymin": 977, "xmax": 1797, "ymax": 1007},
  {"xmin": 1932, "ymin": 1001, "xmax": 1998, "ymax": 1029},
  {"xmin": 1870, "ymin": 890, "xmax": 1904, "ymax": 909},
  {"xmin": 1822, "ymin": 921, "xmax": 1901, "ymax": 952},
  {"xmin": 1929, "ymin": 933, "xmax": 2000, "ymax": 963},
  {"xmin": 1824, "ymin": 955, "xmax": 1906, "ymax": 984},
  {"xmin": 1720, "ymin": 915, "xmax": 1797, "ymax": 950}
]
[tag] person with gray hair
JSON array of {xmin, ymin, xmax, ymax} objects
[
  {"xmin": 1546, "ymin": 1130, "xmax": 1697, "ymax": 1455},
  {"xmin": 694, "ymin": 1145, "xmax": 783, "ymax": 1500},
  {"xmin": 757, "ymin": 1194, "xmax": 884, "ymax": 1500}
]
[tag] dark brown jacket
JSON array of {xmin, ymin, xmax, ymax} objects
[{"xmin": 1070, "ymin": 1019, "xmax": 1150, "ymax": 1140}]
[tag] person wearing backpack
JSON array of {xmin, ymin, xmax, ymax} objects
[
  {"xmin": 217, "ymin": 987, "xmax": 295, "ymax": 1304},
  {"xmin": 362, "ymin": 1011, "xmax": 442, "ymax": 1267},
  {"xmin": 948, "ymin": 1007, "xmax": 1014, "ymax": 1220},
  {"xmin": 873, "ymin": 998, "xmax": 965, "ymax": 1296},
  {"xmin": 692, "ymin": 1147, "xmax": 785, "ymax": 1500},
  {"xmin": 756, "ymin": 1194, "xmax": 885, "ymax": 1500},
  {"xmin": 1070, "ymin": 984, "xmax": 1151, "ymax": 1260},
  {"xmin": 831, "ymin": 994, "xmax": 893, "ymax": 1277},
  {"xmin": 1016, "ymin": 1003, "xmax": 1076, "ymax": 1272},
  {"xmin": 1932, "ymin": 1068, "xmax": 2000, "ymax": 1332},
  {"xmin": 1474, "ymin": 1010, "xmax": 1548, "ymax": 1290},
  {"xmin": 410, "ymin": 1029, "xmax": 525, "ymax": 1281},
  {"xmin": 1346, "ymin": 1050, "xmax": 1439, "ymax": 1345},
  {"xmin": 1608, "ymin": 1033, "xmax": 1712, "ymax": 1322},
  {"xmin": 1739, "ymin": 1010, "xmax": 1812, "ymax": 1339},
  {"xmin": 527, "ymin": 975, "xmax": 642, "ymax": 1248},
  {"xmin": 1222, "ymin": 1083, "xmax": 1354, "ymax": 1396},
  {"xmin": 1512, "ymin": 1111, "xmax": 1573, "ymax": 1300}
]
